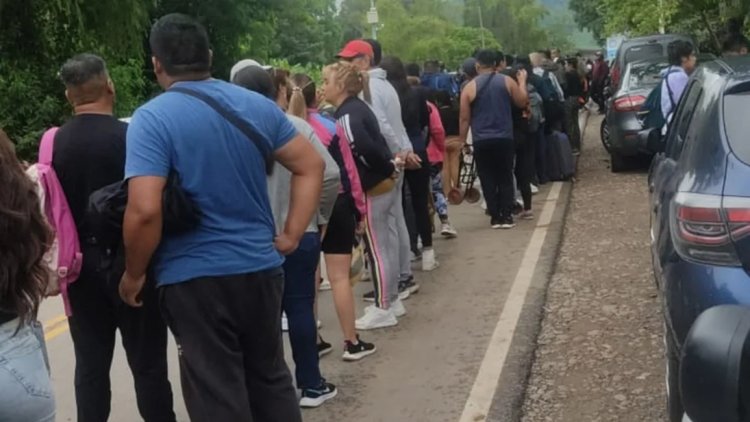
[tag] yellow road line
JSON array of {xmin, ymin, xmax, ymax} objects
[{"xmin": 43, "ymin": 314, "xmax": 70, "ymax": 341}]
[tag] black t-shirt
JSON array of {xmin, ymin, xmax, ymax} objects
[
  {"xmin": 52, "ymin": 114, "xmax": 127, "ymax": 237},
  {"xmin": 564, "ymin": 70, "xmax": 584, "ymax": 98}
]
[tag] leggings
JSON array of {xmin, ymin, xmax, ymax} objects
[
  {"xmin": 430, "ymin": 163, "xmax": 449, "ymax": 220},
  {"xmin": 363, "ymin": 187, "xmax": 400, "ymax": 308},
  {"xmin": 405, "ymin": 154, "xmax": 433, "ymax": 248}
]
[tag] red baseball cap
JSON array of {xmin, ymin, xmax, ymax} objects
[{"xmin": 337, "ymin": 40, "xmax": 374, "ymax": 59}]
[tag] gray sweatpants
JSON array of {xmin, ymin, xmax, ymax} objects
[
  {"xmin": 394, "ymin": 173, "xmax": 413, "ymax": 281},
  {"xmin": 363, "ymin": 185, "xmax": 401, "ymax": 308}
]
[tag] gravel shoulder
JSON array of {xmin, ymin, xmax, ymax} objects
[{"xmin": 521, "ymin": 115, "xmax": 666, "ymax": 422}]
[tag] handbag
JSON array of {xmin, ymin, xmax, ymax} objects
[
  {"xmin": 87, "ymin": 171, "xmax": 202, "ymax": 244},
  {"xmin": 366, "ymin": 177, "xmax": 397, "ymax": 197},
  {"xmin": 349, "ymin": 239, "xmax": 365, "ymax": 286}
]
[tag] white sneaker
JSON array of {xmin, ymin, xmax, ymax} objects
[
  {"xmin": 391, "ymin": 298, "xmax": 407, "ymax": 318},
  {"xmin": 355, "ymin": 305, "xmax": 398, "ymax": 330},
  {"xmin": 531, "ymin": 184, "xmax": 539, "ymax": 195},
  {"xmin": 440, "ymin": 223, "xmax": 458, "ymax": 238},
  {"xmin": 319, "ymin": 279, "xmax": 332, "ymax": 291},
  {"xmin": 481, "ymin": 200, "xmax": 487, "ymax": 210},
  {"xmin": 422, "ymin": 248, "xmax": 439, "ymax": 272}
]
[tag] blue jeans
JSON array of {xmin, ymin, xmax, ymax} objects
[
  {"xmin": 0, "ymin": 319, "xmax": 55, "ymax": 422},
  {"xmin": 282, "ymin": 232, "xmax": 323, "ymax": 389}
]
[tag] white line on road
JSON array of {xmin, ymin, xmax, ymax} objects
[{"xmin": 459, "ymin": 182, "xmax": 564, "ymax": 422}]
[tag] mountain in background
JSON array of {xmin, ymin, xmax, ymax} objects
[{"xmin": 539, "ymin": 0, "xmax": 599, "ymax": 49}]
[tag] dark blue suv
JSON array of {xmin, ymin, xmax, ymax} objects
[{"xmin": 649, "ymin": 56, "xmax": 750, "ymax": 422}]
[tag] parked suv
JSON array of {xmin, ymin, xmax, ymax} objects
[
  {"xmin": 610, "ymin": 34, "xmax": 695, "ymax": 90},
  {"xmin": 649, "ymin": 56, "xmax": 750, "ymax": 422}
]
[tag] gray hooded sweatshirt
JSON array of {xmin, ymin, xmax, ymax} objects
[
  {"xmin": 367, "ymin": 68, "xmax": 412, "ymax": 154},
  {"xmin": 267, "ymin": 115, "xmax": 341, "ymax": 235}
]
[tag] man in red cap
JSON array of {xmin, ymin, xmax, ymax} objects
[{"xmin": 336, "ymin": 39, "xmax": 419, "ymax": 330}]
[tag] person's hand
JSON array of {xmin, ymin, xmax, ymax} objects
[
  {"xmin": 405, "ymin": 152, "xmax": 422, "ymax": 170},
  {"xmin": 517, "ymin": 68, "xmax": 528, "ymax": 83},
  {"xmin": 356, "ymin": 220, "xmax": 366, "ymax": 236},
  {"xmin": 119, "ymin": 272, "xmax": 146, "ymax": 307},
  {"xmin": 275, "ymin": 233, "xmax": 300, "ymax": 255},
  {"xmin": 393, "ymin": 154, "xmax": 406, "ymax": 169},
  {"xmin": 462, "ymin": 143, "xmax": 472, "ymax": 155}
]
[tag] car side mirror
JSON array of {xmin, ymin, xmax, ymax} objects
[
  {"xmin": 680, "ymin": 305, "xmax": 750, "ymax": 422},
  {"xmin": 639, "ymin": 128, "xmax": 664, "ymax": 153}
]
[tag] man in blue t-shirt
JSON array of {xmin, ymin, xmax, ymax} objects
[{"xmin": 118, "ymin": 13, "xmax": 323, "ymax": 421}]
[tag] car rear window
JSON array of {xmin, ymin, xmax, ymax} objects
[
  {"xmin": 627, "ymin": 63, "xmax": 665, "ymax": 90},
  {"xmin": 725, "ymin": 92, "xmax": 750, "ymax": 163},
  {"xmin": 625, "ymin": 44, "xmax": 664, "ymax": 64}
]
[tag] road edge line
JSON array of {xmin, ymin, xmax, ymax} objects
[{"xmin": 459, "ymin": 182, "xmax": 565, "ymax": 422}]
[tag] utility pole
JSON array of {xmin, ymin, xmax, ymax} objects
[
  {"xmin": 367, "ymin": 0, "xmax": 379, "ymax": 40},
  {"xmin": 478, "ymin": 3, "xmax": 486, "ymax": 48}
]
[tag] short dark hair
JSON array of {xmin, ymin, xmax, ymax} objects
[
  {"xmin": 149, "ymin": 13, "xmax": 211, "ymax": 76},
  {"xmin": 504, "ymin": 54, "xmax": 515, "ymax": 67},
  {"xmin": 59, "ymin": 53, "xmax": 108, "ymax": 86},
  {"xmin": 232, "ymin": 66, "xmax": 276, "ymax": 99},
  {"xmin": 723, "ymin": 33, "xmax": 750, "ymax": 54},
  {"xmin": 493, "ymin": 50, "xmax": 505, "ymax": 66},
  {"xmin": 405, "ymin": 63, "xmax": 421, "ymax": 77},
  {"xmin": 363, "ymin": 39, "xmax": 383, "ymax": 66},
  {"xmin": 668, "ymin": 40, "xmax": 694, "ymax": 66},
  {"xmin": 475, "ymin": 49, "xmax": 497, "ymax": 68}
]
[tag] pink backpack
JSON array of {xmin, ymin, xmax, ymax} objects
[{"xmin": 25, "ymin": 128, "xmax": 83, "ymax": 316}]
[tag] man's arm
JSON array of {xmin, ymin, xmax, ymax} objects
[
  {"xmin": 123, "ymin": 176, "xmax": 165, "ymax": 279},
  {"xmin": 274, "ymin": 134, "xmax": 325, "ymax": 254},
  {"xmin": 459, "ymin": 81, "xmax": 475, "ymax": 145}
]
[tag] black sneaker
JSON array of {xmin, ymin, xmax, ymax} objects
[
  {"xmin": 317, "ymin": 336, "xmax": 333, "ymax": 358},
  {"xmin": 299, "ymin": 380, "xmax": 338, "ymax": 408},
  {"xmin": 363, "ymin": 290, "xmax": 375, "ymax": 302},
  {"xmin": 342, "ymin": 335, "xmax": 377, "ymax": 361},
  {"xmin": 399, "ymin": 276, "xmax": 420, "ymax": 295},
  {"xmin": 491, "ymin": 217, "xmax": 503, "ymax": 229},
  {"xmin": 499, "ymin": 216, "xmax": 516, "ymax": 229},
  {"xmin": 398, "ymin": 282, "xmax": 411, "ymax": 300}
]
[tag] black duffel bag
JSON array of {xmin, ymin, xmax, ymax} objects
[{"xmin": 87, "ymin": 171, "xmax": 201, "ymax": 248}]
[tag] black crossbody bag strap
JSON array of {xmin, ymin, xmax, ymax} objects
[{"xmin": 169, "ymin": 86, "xmax": 274, "ymax": 174}]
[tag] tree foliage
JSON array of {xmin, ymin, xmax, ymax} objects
[{"xmin": 569, "ymin": 0, "xmax": 749, "ymax": 52}]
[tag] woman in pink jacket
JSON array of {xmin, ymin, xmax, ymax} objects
[{"xmin": 426, "ymin": 96, "xmax": 458, "ymax": 238}]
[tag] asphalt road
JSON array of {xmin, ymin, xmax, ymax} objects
[{"xmin": 39, "ymin": 178, "xmax": 570, "ymax": 421}]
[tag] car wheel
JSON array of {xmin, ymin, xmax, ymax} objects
[
  {"xmin": 600, "ymin": 118, "xmax": 612, "ymax": 153},
  {"xmin": 610, "ymin": 153, "xmax": 627, "ymax": 173},
  {"xmin": 665, "ymin": 329, "xmax": 685, "ymax": 422}
]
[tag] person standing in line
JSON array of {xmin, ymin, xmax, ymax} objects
[
  {"xmin": 381, "ymin": 56, "xmax": 439, "ymax": 272},
  {"xmin": 563, "ymin": 58, "xmax": 584, "ymax": 154},
  {"xmin": 591, "ymin": 51, "xmax": 609, "ymax": 113},
  {"xmin": 286, "ymin": 72, "xmax": 379, "ymax": 361},
  {"xmin": 0, "ymin": 130, "xmax": 56, "ymax": 422},
  {"xmin": 460, "ymin": 49, "xmax": 529, "ymax": 229},
  {"xmin": 362, "ymin": 38, "xmax": 421, "ymax": 296},
  {"xmin": 54, "ymin": 54, "xmax": 176, "ymax": 422},
  {"xmin": 119, "ymin": 14, "xmax": 323, "ymax": 422},
  {"xmin": 501, "ymin": 59, "xmax": 536, "ymax": 220},
  {"xmin": 232, "ymin": 64, "xmax": 341, "ymax": 408},
  {"xmin": 324, "ymin": 61, "xmax": 403, "ymax": 330},
  {"xmin": 338, "ymin": 39, "xmax": 418, "ymax": 321}
]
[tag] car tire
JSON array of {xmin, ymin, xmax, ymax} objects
[
  {"xmin": 600, "ymin": 118, "xmax": 612, "ymax": 153},
  {"xmin": 665, "ymin": 329, "xmax": 685, "ymax": 422},
  {"xmin": 610, "ymin": 153, "xmax": 627, "ymax": 173}
]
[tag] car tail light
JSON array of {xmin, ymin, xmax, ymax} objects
[
  {"xmin": 613, "ymin": 95, "xmax": 646, "ymax": 112},
  {"xmin": 669, "ymin": 192, "xmax": 750, "ymax": 266}
]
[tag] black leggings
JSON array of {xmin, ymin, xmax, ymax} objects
[
  {"xmin": 405, "ymin": 156, "xmax": 433, "ymax": 248},
  {"xmin": 515, "ymin": 129, "xmax": 536, "ymax": 211}
]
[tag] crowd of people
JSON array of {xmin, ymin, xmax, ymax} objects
[{"xmin": 0, "ymin": 12, "xmax": 598, "ymax": 422}]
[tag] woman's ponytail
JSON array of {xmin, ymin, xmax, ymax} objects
[{"xmin": 288, "ymin": 85, "xmax": 308, "ymax": 120}]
